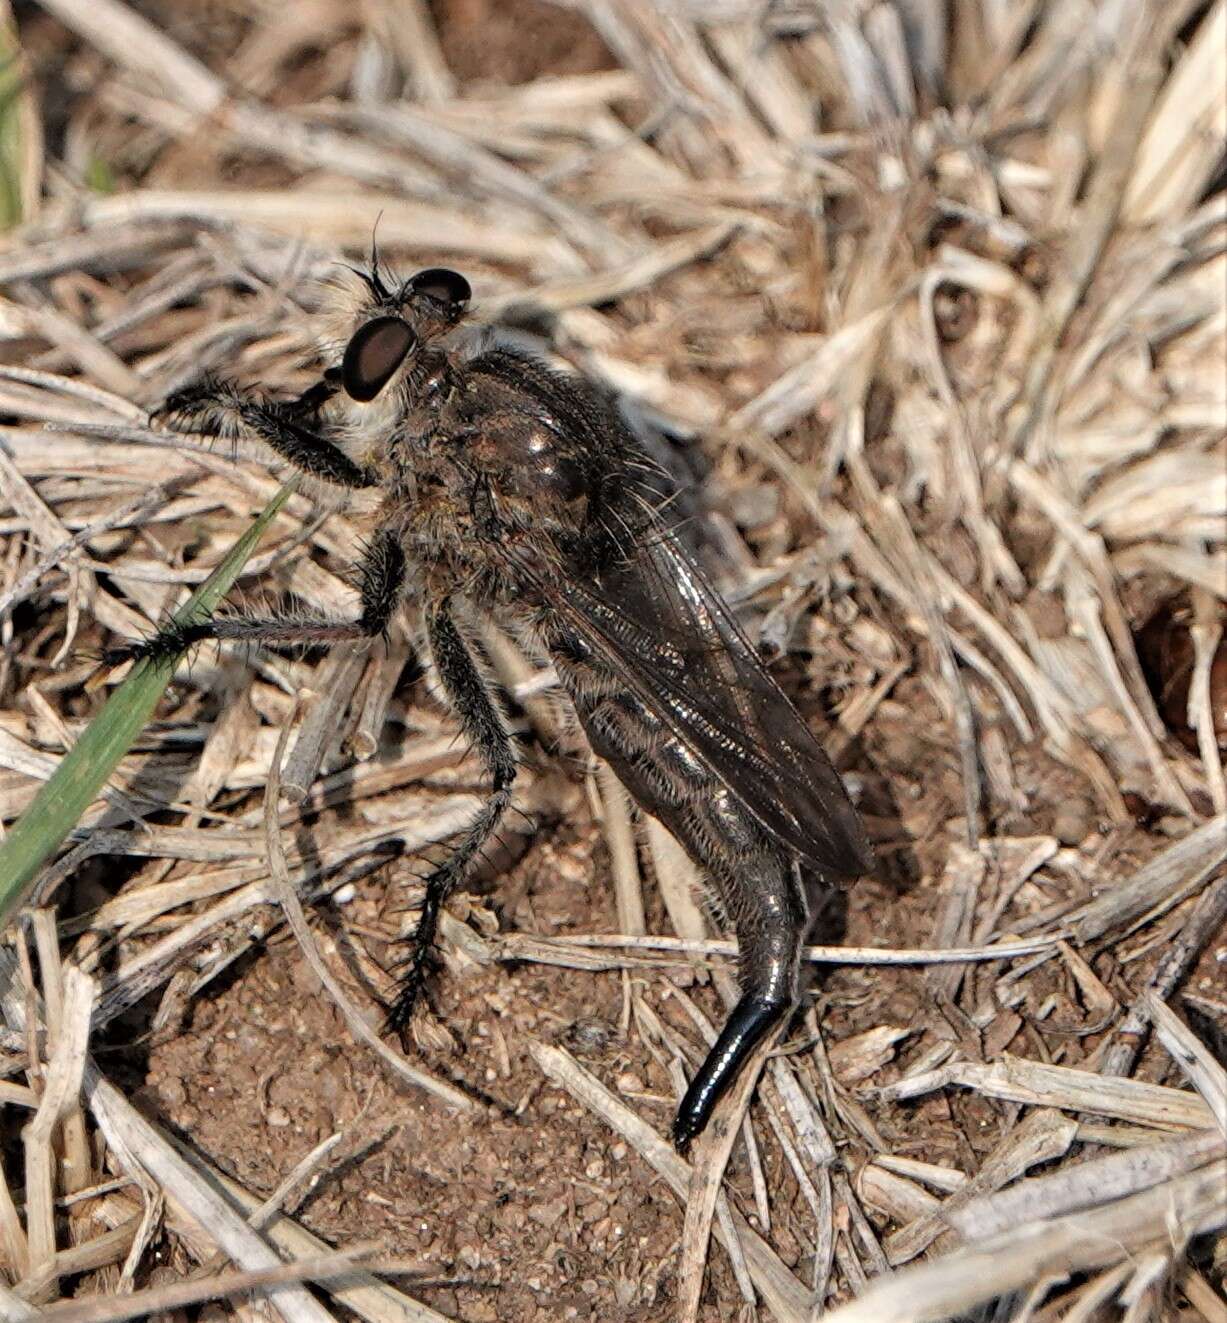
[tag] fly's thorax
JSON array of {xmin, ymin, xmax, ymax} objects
[
  {"xmin": 385, "ymin": 469, "xmax": 570, "ymax": 615},
  {"xmin": 412, "ymin": 381, "xmax": 597, "ymax": 549}
]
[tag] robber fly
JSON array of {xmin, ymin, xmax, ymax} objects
[{"xmin": 108, "ymin": 261, "xmax": 873, "ymax": 1148}]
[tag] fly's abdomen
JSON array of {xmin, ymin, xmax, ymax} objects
[
  {"xmin": 557, "ymin": 661, "xmax": 813, "ymax": 1145},
  {"xmin": 581, "ymin": 690, "xmax": 703, "ymax": 814},
  {"xmin": 571, "ymin": 680, "xmax": 785, "ymax": 900},
  {"xmin": 551, "ymin": 636, "xmax": 790, "ymax": 880}
]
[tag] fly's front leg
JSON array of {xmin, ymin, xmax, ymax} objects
[
  {"xmin": 104, "ymin": 527, "xmax": 406, "ymax": 666},
  {"xmin": 157, "ymin": 374, "xmax": 375, "ymax": 489},
  {"xmin": 387, "ymin": 600, "xmax": 517, "ymax": 1031}
]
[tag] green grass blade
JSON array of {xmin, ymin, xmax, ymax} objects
[
  {"xmin": 0, "ymin": 483, "xmax": 296, "ymax": 924},
  {"xmin": 0, "ymin": 41, "xmax": 26, "ymax": 229}
]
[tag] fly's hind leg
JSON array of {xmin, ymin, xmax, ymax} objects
[
  {"xmin": 386, "ymin": 600, "xmax": 517, "ymax": 1032},
  {"xmin": 671, "ymin": 791, "xmax": 809, "ymax": 1149}
]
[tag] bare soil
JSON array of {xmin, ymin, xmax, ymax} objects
[{"xmin": 134, "ymin": 675, "xmax": 1147, "ymax": 1321}]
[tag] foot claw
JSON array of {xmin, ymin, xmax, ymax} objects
[
  {"xmin": 100, "ymin": 642, "xmax": 147, "ymax": 669},
  {"xmin": 385, "ymin": 981, "xmax": 424, "ymax": 1035}
]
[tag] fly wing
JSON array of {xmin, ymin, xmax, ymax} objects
[{"xmin": 512, "ymin": 525, "xmax": 873, "ymax": 878}]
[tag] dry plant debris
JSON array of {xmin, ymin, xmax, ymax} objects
[{"xmin": 0, "ymin": 1, "xmax": 1223, "ymax": 1321}]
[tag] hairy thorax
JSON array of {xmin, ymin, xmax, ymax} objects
[{"xmin": 338, "ymin": 353, "xmax": 600, "ymax": 611}]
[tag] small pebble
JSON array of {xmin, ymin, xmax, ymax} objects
[{"xmin": 1052, "ymin": 799, "xmax": 1092, "ymax": 846}]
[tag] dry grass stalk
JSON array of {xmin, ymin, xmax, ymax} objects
[
  {"xmin": 819, "ymin": 1159, "xmax": 1225, "ymax": 1323},
  {"xmin": 33, "ymin": 1246, "xmax": 378, "ymax": 1323},
  {"xmin": 881, "ymin": 1055, "xmax": 1218, "ymax": 1130},
  {"xmin": 85, "ymin": 1068, "xmax": 341, "ymax": 1323},
  {"xmin": 531, "ymin": 1040, "xmax": 811, "ymax": 1323},
  {"xmin": 884, "ymin": 1108, "xmax": 1079, "ymax": 1266},
  {"xmin": 195, "ymin": 1164, "xmax": 455, "ymax": 1323},
  {"xmin": 21, "ymin": 964, "xmax": 93, "ymax": 1299},
  {"xmin": 1146, "ymin": 993, "xmax": 1227, "ymax": 1132},
  {"xmin": 676, "ymin": 1024, "xmax": 781, "ymax": 1322},
  {"xmin": 947, "ymin": 1125, "xmax": 1225, "ymax": 1240},
  {"xmin": 496, "ymin": 930, "xmax": 1062, "ymax": 966}
]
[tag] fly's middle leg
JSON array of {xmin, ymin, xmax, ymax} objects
[
  {"xmin": 102, "ymin": 528, "xmax": 407, "ymax": 667},
  {"xmin": 387, "ymin": 599, "xmax": 517, "ymax": 1032}
]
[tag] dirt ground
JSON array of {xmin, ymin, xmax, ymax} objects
[{"xmin": 132, "ymin": 670, "xmax": 1203, "ymax": 1322}]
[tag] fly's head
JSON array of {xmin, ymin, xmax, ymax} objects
[
  {"xmin": 338, "ymin": 265, "xmax": 472, "ymax": 409},
  {"xmin": 329, "ymin": 262, "xmax": 476, "ymax": 504}
]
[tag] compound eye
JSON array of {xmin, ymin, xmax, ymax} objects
[
  {"xmin": 342, "ymin": 316, "xmax": 416, "ymax": 402},
  {"xmin": 407, "ymin": 267, "xmax": 471, "ymax": 316}
]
